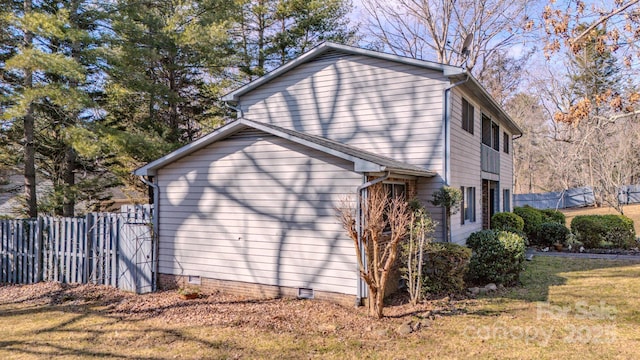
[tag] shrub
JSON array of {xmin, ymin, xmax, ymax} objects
[
  {"xmin": 491, "ymin": 212, "xmax": 525, "ymax": 232},
  {"xmin": 466, "ymin": 230, "xmax": 526, "ymax": 285},
  {"xmin": 513, "ymin": 206, "xmax": 546, "ymax": 243},
  {"xmin": 536, "ymin": 222, "xmax": 570, "ymax": 247},
  {"xmin": 422, "ymin": 242, "xmax": 471, "ymax": 295},
  {"xmin": 571, "ymin": 215, "xmax": 637, "ymax": 249},
  {"xmin": 541, "ymin": 209, "xmax": 566, "ymax": 225}
]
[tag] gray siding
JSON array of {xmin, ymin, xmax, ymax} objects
[
  {"xmin": 156, "ymin": 129, "xmax": 362, "ymax": 295},
  {"xmin": 237, "ymin": 53, "xmax": 449, "ymax": 242},
  {"xmin": 448, "ymin": 88, "xmax": 517, "ymax": 244},
  {"xmin": 238, "ymin": 54, "xmax": 447, "ymax": 171},
  {"xmin": 449, "ymin": 88, "xmax": 483, "ymax": 243}
]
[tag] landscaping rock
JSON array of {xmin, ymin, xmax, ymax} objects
[
  {"xmin": 420, "ymin": 319, "xmax": 432, "ymax": 328},
  {"xmin": 397, "ymin": 323, "xmax": 413, "ymax": 335},
  {"xmin": 318, "ymin": 324, "xmax": 337, "ymax": 332},
  {"xmin": 468, "ymin": 287, "xmax": 480, "ymax": 296},
  {"xmin": 374, "ymin": 329, "xmax": 388, "ymax": 337},
  {"xmin": 485, "ymin": 283, "xmax": 498, "ymax": 292}
]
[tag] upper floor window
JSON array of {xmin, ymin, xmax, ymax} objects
[
  {"xmin": 482, "ymin": 114, "xmax": 500, "ymax": 151},
  {"xmin": 503, "ymin": 131, "xmax": 510, "ymax": 154},
  {"xmin": 461, "ymin": 98, "xmax": 474, "ymax": 134}
]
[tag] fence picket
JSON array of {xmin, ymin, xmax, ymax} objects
[{"xmin": 0, "ymin": 205, "xmax": 153, "ymax": 294}]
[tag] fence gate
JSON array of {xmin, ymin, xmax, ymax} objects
[
  {"xmin": 118, "ymin": 205, "xmax": 153, "ymax": 294},
  {"xmin": 0, "ymin": 205, "xmax": 154, "ymax": 294}
]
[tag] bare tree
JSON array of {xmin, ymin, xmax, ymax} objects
[
  {"xmin": 337, "ymin": 183, "xmax": 410, "ymax": 318},
  {"xmin": 361, "ymin": 0, "xmax": 535, "ymax": 73}
]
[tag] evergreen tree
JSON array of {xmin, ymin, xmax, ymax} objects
[{"xmin": 234, "ymin": 0, "xmax": 356, "ymax": 81}]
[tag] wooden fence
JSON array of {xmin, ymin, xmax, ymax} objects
[{"xmin": 0, "ymin": 205, "xmax": 154, "ymax": 293}]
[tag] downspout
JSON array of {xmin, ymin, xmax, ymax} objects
[
  {"xmin": 224, "ymin": 102, "xmax": 244, "ymax": 119},
  {"xmin": 442, "ymin": 74, "xmax": 469, "ymax": 242},
  {"xmin": 354, "ymin": 171, "xmax": 391, "ymax": 307},
  {"xmin": 139, "ymin": 175, "xmax": 159, "ymax": 292}
]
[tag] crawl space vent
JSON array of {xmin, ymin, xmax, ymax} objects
[
  {"xmin": 188, "ymin": 275, "xmax": 201, "ymax": 285},
  {"xmin": 297, "ymin": 288, "xmax": 314, "ymax": 299}
]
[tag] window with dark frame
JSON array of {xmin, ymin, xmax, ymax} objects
[
  {"xmin": 503, "ymin": 189, "xmax": 511, "ymax": 212},
  {"xmin": 503, "ymin": 132, "xmax": 509, "ymax": 154},
  {"xmin": 482, "ymin": 114, "xmax": 500, "ymax": 151},
  {"xmin": 462, "ymin": 98, "xmax": 474, "ymax": 134},
  {"xmin": 383, "ymin": 182, "xmax": 407, "ymax": 231},
  {"xmin": 460, "ymin": 186, "xmax": 476, "ymax": 224},
  {"xmin": 492, "ymin": 122, "xmax": 500, "ymax": 151}
]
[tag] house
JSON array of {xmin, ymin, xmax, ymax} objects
[{"xmin": 134, "ymin": 42, "xmax": 523, "ymax": 305}]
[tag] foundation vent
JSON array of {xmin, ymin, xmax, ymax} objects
[
  {"xmin": 188, "ymin": 275, "xmax": 201, "ymax": 285},
  {"xmin": 297, "ymin": 288, "xmax": 314, "ymax": 299}
]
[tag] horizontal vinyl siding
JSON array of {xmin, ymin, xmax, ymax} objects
[
  {"xmin": 500, "ymin": 130, "xmax": 515, "ymax": 211},
  {"xmin": 239, "ymin": 54, "xmax": 446, "ymax": 171},
  {"xmin": 157, "ymin": 130, "xmax": 362, "ymax": 295},
  {"xmin": 449, "ymin": 89, "xmax": 483, "ymax": 244}
]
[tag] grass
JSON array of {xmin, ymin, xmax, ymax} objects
[
  {"xmin": 562, "ymin": 203, "xmax": 640, "ymax": 234},
  {"xmin": 2, "ymin": 257, "xmax": 640, "ymax": 359}
]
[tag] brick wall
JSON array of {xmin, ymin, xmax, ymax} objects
[{"xmin": 158, "ymin": 273, "xmax": 357, "ymax": 308}]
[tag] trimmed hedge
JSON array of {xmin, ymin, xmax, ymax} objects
[
  {"xmin": 423, "ymin": 243, "xmax": 471, "ymax": 295},
  {"xmin": 537, "ymin": 222, "xmax": 570, "ymax": 247},
  {"xmin": 541, "ymin": 209, "xmax": 566, "ymax": 225},
  {"xmin": 513, "ymin": 206, "xmax": 546, "ymax": 243},
  {"xmin": 466, "ymin": 230, "xmax": 526, "ymax": 285},
  {"xmin": 491, "ymin": 212, "xmax": 525, "ymax": 232},
  {"xmin": 571, "ymin": 215, "xmax": 637, "ymax": 249}
]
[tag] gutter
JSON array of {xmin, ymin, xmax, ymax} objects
[
  {"xmin": 442, "ymin": 74, "xmax": 470, "ymax": 242},
  {"xmin": 224, "ymin": 102, "xmax": 244, "ymax": 119},
  {"xmin": 139, "ymin": 175, "xmax": 160, "ymax": 292},
  {"xmin": 354, "ymin": 171, "xmax": 391, "ymax": 307}
]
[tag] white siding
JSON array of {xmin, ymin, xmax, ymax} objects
[
  {"xmin": 239, "ymin": 54, "xmax": 447, "ymax": 171},
  {"xmin": 156, "ymin": 130, "xmax": 362, "ymax": 295}
]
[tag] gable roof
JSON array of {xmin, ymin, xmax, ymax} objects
[
  {"xmin": 134, "ymin": 118, "xmax": 437, "ymax": 177},
  {"xmin": 221, "ymin": 42, "xmax": 523, "ymax": 136}
]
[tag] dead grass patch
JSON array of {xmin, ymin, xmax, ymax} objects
[{"xmin": 1, "ymin": 256, "xmax": 640, "ymax": 359}]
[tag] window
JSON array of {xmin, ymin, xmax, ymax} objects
[
  {"xmin": 482, "ymin": 114, "xmax": 500, "ymax": 151},
  {"xmin": 461, "ymin": 98, "xmax": 474, "ymax": 134},
  {"xmin": 503, "ymin": 132, "xmax": 510, "ymax": 154},
  {"xmin": 492, "ymin": 122, "xmax": 500, "ymax": 151},
  {"xmin": 460, "ymin": 186, "xmax": 476, "ymax": 224},
  {"xmin": 383, "ymin": 182, "xmax": 406, "ymax": 231},
  {"xmin": 503, "ymin": 189, "xmax": 511, "ymax": 212},
  {"xmin": 384, "ymin": 182, "xmax": 406, "ymax": 201}
]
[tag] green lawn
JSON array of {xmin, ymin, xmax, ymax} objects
[{"xmin": 1, "ymin": 256, "xmax": 640, "ymax": 359}]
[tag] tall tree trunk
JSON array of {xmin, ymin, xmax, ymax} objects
[
  {"xmin": 23, "ymin": 0, "xmax": 37, "ymax": 218},
  {"xmin": 62, "ymin": 147, "xmax": 76, "ymax": 217}
]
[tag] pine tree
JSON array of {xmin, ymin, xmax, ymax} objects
[{"xmin": 234, "ymin": 0, "xmax": 356, "ymax": 82}]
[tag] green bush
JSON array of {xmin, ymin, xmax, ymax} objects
[
  {"xmin": 513, "ymin": 206, "xmax": 545, "ymax": 243},
  {"xmin": 466, "ymin": 230, "xmax": 526, "ymax": 285},
  {"xmin": 423, "ymin": 243, "xmax": 471, "ymax": 295},
  {"xmin": 536, "ymin": 222, "xmax": 570, "ymax": 247},
  {"xmin": 541, "ymin": 209, "xmax": 566, "ymax": 225},
  {"xmin": 491, "ymin": 212, "xmax": 525, "ymax": 232},
  {"xmin": 571, "ymin": 215, "xmax": 637, "ymax": 249}
]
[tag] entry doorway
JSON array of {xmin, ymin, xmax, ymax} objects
[{"xmin": 482, "ymin": 180, "xmax": 499, "ymax": 229}]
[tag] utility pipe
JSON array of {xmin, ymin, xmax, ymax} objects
[
  {"xmin": 354, "ymin": 171, "xmax": 390, "ymax": 307},
  {"xmin": 442, "ymin": 74, "xmax": 469, "ymax": 242}
]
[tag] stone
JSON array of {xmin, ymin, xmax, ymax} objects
[
  {"xmin": 397, "ymin": 323, "xmax": 413, "ymax": 335},
  {"xmin": 468, "ymin": 287, "xmax": 480, "ymax": 296},
  {"xmin": 497, "ymin": 284, "xmax": 506, "ymax": 291},
  {"xmin": 420, "ymin": 319, "xmax": 432, "ymax": 328},
  {"xmin": 485, "ymin": 283, "xmax": 498, "ymax": 292},
  {"xmin": 318, "ymin": 324, "xmax": 337, "ymax": 332},
  {"xmin": 374, "ymin": 329, "xmax": 388, "ymax": 337}
]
